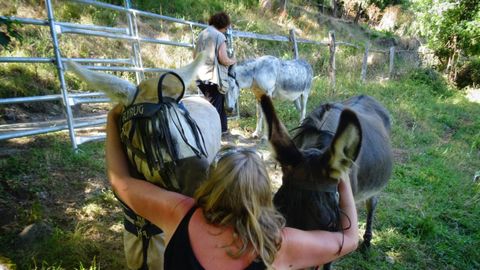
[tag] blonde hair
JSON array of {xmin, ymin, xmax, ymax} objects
[{"xmin": 194, "ymin": 147, "xmax": 285, "ymax": 268}]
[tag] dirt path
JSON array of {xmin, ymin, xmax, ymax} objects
[{"xmin": 466, "ymin": 88, "xmax": 480, "ymax": 103}]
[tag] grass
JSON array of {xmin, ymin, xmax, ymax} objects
[
  {"xmin": 328, "ymin": 75, "xmax": 480, "ymax": 270},
  {"xmin": 2, "ymin": 67, "xmax": 479, "ymax": 270},
  {"xmin": 0, "ymin": 135, "xmax": 124, "ymax": 269},
  {"xmin": 237, "ymin": 70, "xmax": 479, "ymax": 269},
  {"xmin": 1, "ymin": 0, "xmax": 480, "ymax": 269}
]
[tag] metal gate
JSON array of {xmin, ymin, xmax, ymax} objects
[
  {"xmin": 0, "ymin": 0, "xmax": 208, "ymax": 151},
  {"xmin": 1, "ymin": 0, "xmax": 396, "ymax": 151}
]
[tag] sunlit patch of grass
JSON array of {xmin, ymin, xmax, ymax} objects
[
  {"xmin": 0, "ymin": 131, "xmax": 125, "ymax": 269},
  {"xmin": 0, "ymin": 255, "xmax": 16, "ymax": 270},
  {"xmin": 81, "ymin": 203, "xmax": 106, "ymax": 220},
  {"xmin": 109, "ymin": 222, "xmax": 124, "ymax": 234}
]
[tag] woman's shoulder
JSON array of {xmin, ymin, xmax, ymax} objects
[
  {"xmin": 206, "ymin": 26, "xmax": 226, "ymax": 41},
  {"xmin": 189, "ymin": 210, "xmax": 260, "ymax": 269},
  {"xmin": 172, "ymin": 196, "xmax": 196, "ymax": 220}
]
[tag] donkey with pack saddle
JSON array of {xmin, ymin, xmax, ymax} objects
[
  {"xmin": 226, "ymin": 55, "xmax": 313, "ymax": 138},
  {"xmin": 252, "ymin": 88, "xmax": 393, "ymax": 269},
  {"xmin": 65, "ymin": 52, "xmax": 221, "ymax": 270}
]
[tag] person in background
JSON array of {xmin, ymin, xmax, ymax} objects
[
  {"xmin": 106, "ymin": 106, "xmax": 359, "ymax": 270},
  {"xmin": 194, "ymin": 11, "xmax": 237, "ymax": 135}
]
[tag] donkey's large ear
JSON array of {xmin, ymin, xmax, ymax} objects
[
  {"xmin": 139, "ymin": 51, "xmax": 207, "ymax": 100},
  {"xmin": 174, "ymin": 50, "xmax": 207, "ymax": 87},
  {"xmin": 327, "ymin": 109, "xmax": 362, "ymax": 179},
  {"xmin": 64, "ymin": 60, "xmax": 136, "ymax": 105},
  {"xmin": 256, "ymin": 91, "xmax": 303, "ymax": 168}
]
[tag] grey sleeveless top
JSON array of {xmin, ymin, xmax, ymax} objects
[{"xmin": 195, "ymin": 25, "xmax": 227, "ymax": 84}]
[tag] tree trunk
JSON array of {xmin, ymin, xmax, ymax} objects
[
  {"xmin": 331, "ymin": 0, "xmax": 337, "ymax": 17},
  {"xmin": 315, "ymin": 0, "xmax": 325, "ymax": 14},
  {"xmin": 354, "ymin": 3, "xmax": 362, "ymax": 24},
  {"xmin": 446, "ymin": 35, "xmax": 459, "ymax": 81},
  {"xmin": 279, "ymin": 0, "xmax": 288, "ymax": 18}
]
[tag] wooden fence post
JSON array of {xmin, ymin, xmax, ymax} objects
[
  {"xmin": 361, "ymin": 42, "xmax": 369, "ymax": 82},
  {"xmin": 331, "ymin": 0, "xmax": 338, "ymax": 17},
  {"xmin": 328, "ymin": 31, "xmax": 336, "ymax": 91},
  {"xmin": 389, "ymin": 46, "xmax": 395, "ymax": 79},
  {"xmin": 289, "ymin": 28, "xmax": 299, "ymax": 59}
]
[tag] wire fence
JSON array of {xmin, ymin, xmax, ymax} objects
[{"xmin": 0, "ymin": 0, "xmax": 421, "ymax": 151}]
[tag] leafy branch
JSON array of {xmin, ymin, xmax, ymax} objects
[{"xmin": 0, "ymin": 17, "xmax": 23, "ymax": 49}]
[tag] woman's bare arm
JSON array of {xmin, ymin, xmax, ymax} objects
[
  {"xmin": 217, "ymin": 42, "xmax": 236, "ymax": 66},
  {"xmin": 105, "ymin": 106, "xmax": 194, "ymax": 242},
  {"xmin": 273, "ymin": 176, "xmax": 359, "ymax": 269}
]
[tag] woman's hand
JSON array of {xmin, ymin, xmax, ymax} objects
[
  {"xmin": 108, "ymin": 104, "xmax": 123, "ymax": 123},
  {"xmin": 337, "ymin": 174, "xmax": 359, "ymax": 252},
  {"xmin": 273, "ymin": 175, "xmax": 359, "ymax": 269},
  {"xmin": 218, "ymin": 42, "xmax": 236, "ymax": 66}
]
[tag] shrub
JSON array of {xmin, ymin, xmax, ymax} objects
[
  {"xmin": 407, "ymin": 67, "xmax": 452, "ymax": 97},
  {"xmin": 455, "ymin": 58, "xmax": 480, "ymax": 89}
]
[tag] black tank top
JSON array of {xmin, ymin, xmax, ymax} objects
[{"xmin": 164, "ymin": 206, "xmax": 267, "ymax": 270}]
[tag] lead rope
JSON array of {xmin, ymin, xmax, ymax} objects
[{"xmin": 337, "ymin": 210, "xmax": 352, "ymax": 255}]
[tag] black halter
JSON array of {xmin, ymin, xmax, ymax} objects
[
  {"xmin": 282, "ymin": 174, "xmax": 339, "ymax": 193},
  {"xmin": 157, "ymin": 71, "xmax": 185, "ymax": 103},
  {"xmin": 228, "ymin": 66, "xmax": 240, "ymax": 89}
]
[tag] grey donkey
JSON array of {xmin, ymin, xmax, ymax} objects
[
  {"xmin": 253, "ymin": 89, "xmax": 393, "ymax": 270},
  {"xmin": 226, "ymin": 55, "xmax": 313, "ymax": 138},
  {"xmin": 65, "ymin": 52, "xmax": 221, "ymax": 270}
]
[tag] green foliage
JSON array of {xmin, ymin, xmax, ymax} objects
[
  {"xmin": 14, "ymin": 226, "xmax": 100, "ymax": 269},
  {"xmin": 455, "ymin": 57, "xmax": 480, "ymax": 88},
  {"xmin": 413, "ymin": 0, "xmax": 480, "ymax": 65},
  {"xmin": 406, "ymin": 67, "xmax": 452, "ymax": 97},
  {"xmin": 0, "ymin": 17, "xmax": 23, "ymax": 49},
  {"xmin": 87, "ymin": 6, "xmax": 119, "ymax": 26},
  {"xmin": 101, "ymin": 0, "xmax": 124, "ymax": 5},
  {"xmin": 56, "ymin": 2, "xmax": 119, "ymax": 26},
  {"xmin": 56, "ymin": 3, "xmax": 83, "ymax": 21},
  {"xmin": 0, "ymin": 136, "xmax": 120, "ymax": 270},
  {"xmin": 130, "ymin": 0, "xmax": 257, "ymax": 22},
  {"xmin": 368, "ymin": 0, "xmax": 406, "ymax": 10},
  {"xmin": 0, "ymin": 64, "xmax": 59, "ymax": 98},
  {"xmin": 315, "ymin": 72, "xmax": 480, "ymax": 269}
]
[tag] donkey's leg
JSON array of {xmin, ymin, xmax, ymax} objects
[
  {"xmin": 252, "ymin": 101, "xmax": 264, "ymax": 138},
  {"xmin": 293, "ymin": 98, "xmax": 301, "ymax": 112},
  {"xmin": 300, "ymin": 92, "xmax": 309, "ymax": 121},
  {"xmin": 363, "ymin": 196, "xmax": 378, "ymax": 248},
  {"xmin": 294, "ymin": 96, "xmax": 307, "ymax": 127}
]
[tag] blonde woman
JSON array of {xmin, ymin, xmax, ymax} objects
[{"xmin": 106, "ymin": 106, "xmax": 359, "ymax": 269}]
